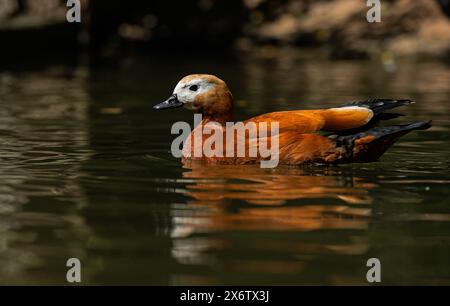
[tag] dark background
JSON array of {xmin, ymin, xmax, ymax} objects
[{"xmin": 1, "ymin": 0, "xmax": 449, "ymax": 68}]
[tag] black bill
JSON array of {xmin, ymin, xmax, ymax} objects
[{"xmin": 153, "ymin": 94, "xmax": 183, "ymax": 110}]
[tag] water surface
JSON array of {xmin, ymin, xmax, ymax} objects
[{"xmin": 0, "ymin": 54, "xmax": 449, "ymax": 285}]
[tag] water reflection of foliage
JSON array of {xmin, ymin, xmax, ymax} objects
[{"xmin": 0, "ymin": 68, "xmax": 94, "ymax": 284}]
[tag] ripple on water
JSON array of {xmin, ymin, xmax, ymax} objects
[{"xmin": 1, "ymin": 59, "xmax": 450, "ymax": 284}]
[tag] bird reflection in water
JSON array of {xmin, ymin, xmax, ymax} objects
[
  {"xmin": 174, "ymin": 161, "xmax": 375, "ymax": 233},
  {"xmin": 169, "ymin": 161, "xmax": 377, "ymax": 278}
]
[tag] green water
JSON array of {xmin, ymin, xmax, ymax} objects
[{"xmin": 1, "ymin": 54, "xmax": 449, "ymax": 285}]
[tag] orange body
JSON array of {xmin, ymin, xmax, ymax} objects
[{"xmin": 182, "ymin": 107, "xmax": 376, "ymax": 165}]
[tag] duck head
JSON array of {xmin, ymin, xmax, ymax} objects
[{"xmin": 154, "ymin": 74, "xmax": 234, "ymax": 121}]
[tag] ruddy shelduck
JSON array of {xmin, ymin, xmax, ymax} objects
[{"xmin": 154, "ymin": 74, "xmax": 431, "ymax": 166}]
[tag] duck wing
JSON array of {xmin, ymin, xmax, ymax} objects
[{"xmin": 247, "ymin": 99, "xmax": 414, "ymax": 134}]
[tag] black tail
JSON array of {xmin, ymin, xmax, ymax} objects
[
  {"xmin": 333, "ymin": 120, "xmax": 432, "ymax": 163},
  {"xmin": 334, "ymin": 99, "xmax": 416, "ymax": 136},
  {"xmin": 340, "ymin": 99, "xmax": 415, "ymax": 116}
]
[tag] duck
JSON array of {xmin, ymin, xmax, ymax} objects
[{"xmin": 153, "ymin": 74, "xmax": 431, "ymax": 166}]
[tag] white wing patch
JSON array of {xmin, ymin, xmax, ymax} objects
[{"xmin": 331, "ymin": 106, "xmax": 374, "ymax": 124}]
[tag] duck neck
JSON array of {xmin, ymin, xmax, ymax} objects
[
  {"xmin": 204, "ymin": 101, "xmax": 234, "ymax": 123},
  {"xmin": 198, "ymin": 87, "xmax": 234, "ymax": 123},
  {"xmin": 202, "ymin": 111, "xmax": 234, "ymax": 124}
]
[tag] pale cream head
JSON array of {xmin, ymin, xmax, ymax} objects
[{"xmin": 155, "ymin": 74, "xmax": 234, "ymax": 121}]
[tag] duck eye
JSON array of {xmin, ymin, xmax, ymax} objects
[{"xmin": 189, "ymin": 85, "xmax": 198, "ymax": 91}]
